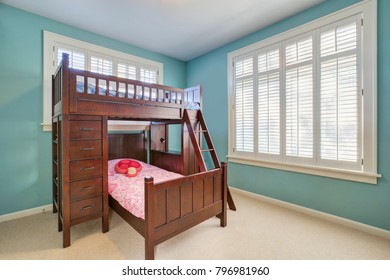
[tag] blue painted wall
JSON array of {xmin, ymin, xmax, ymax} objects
[
  {"xmin": 187, "ymin": 0, "xmax": 390, "ymax": 231},
  {"xmin": 1, "ymin": 1, "xmax": 389, "ymax": 232},
  {"xmin": 0, "ymin": 4, "xmax": 186, "ymax": 215}
]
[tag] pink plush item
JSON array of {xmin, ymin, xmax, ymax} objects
[
  {"xmin": 115, "ymin": 163, "xmax": 129, "ymax": 174},
  {"xmin": 115, "ymin": 159, "xmax": 142, "ymax": 175}
]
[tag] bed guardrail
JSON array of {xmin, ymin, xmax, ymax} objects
[{"xmin": 52, "ymin": 53, "xmax": 201, "ymax": 117}]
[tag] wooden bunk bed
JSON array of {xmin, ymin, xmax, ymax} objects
[{"xmin": 52, "ymin": 54, "xmax": 235, "ymax": 260}]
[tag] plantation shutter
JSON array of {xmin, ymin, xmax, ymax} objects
[
  {"xmin": 257, "ymin": 47, "xmax": 280, "ymax": 155},
  {"xmin": 90, "ymin": 55, "xmax": 113, "ymax": 75},
  {"xmin": 117, "ymin": 62, "xmax": 137, "ymax": 80},
  {"xmin": 319, "ymin": 17, "xmax": 361, "ymax": 168},
  {"xmin": 285, "ymin": 35, "xmax": 314, "ymax": 160},
  {"xmin": 140, "ymin": 67, "xmax": 158, "ymax": 83},
  {"xmin": 234, "ymin": 55, "xmax": 254, "ymax": 153},
  {"xmin": 56, "ymin": 46, "xmax": 85, "ymax": 70}
]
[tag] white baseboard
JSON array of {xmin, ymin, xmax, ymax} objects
[
  {"xmin": 230, "ymin": 186, "xmax": 390, "ymax": 240},
  {"xmin": 0, "ymin": 204, "xmax": 53, "ymax": 223}
]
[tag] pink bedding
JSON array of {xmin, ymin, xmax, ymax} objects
[{"xmin": 108, "ymin": 159, "xmax": 183, "ymax": 219}]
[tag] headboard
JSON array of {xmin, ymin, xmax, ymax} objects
[{"xmin": 108, "ymin": 132, "xmax": 147, "ymax": 162}]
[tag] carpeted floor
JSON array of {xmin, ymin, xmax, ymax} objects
[{"xmin": 1, "ymin": 190, "xmax": 390, "ymax": 260}]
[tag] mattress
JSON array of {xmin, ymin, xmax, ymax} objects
[{"xmin": 108, "ymin": 159, "xmax": 183, "ymax": 219}]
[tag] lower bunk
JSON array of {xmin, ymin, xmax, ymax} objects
[{"xmin": 107, "ymin": 158, "xmax": 228, "ymax": 260}]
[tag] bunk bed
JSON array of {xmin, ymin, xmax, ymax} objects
[{"xmin": 51, "ymin": 54, "xmax": 235, "ymax": 260}]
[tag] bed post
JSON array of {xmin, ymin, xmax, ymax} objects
[
  {"xmin": 221, "ymin": 162, "xmax": 227, "ymax": 227},
  {"xmin": 144, "ymin": 176, "xmax": 155, "ymax": 260}
]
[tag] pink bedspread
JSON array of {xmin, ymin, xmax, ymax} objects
[{"xmin": 108, "ymin": 159, "xmax": 183, "ymax": 219}]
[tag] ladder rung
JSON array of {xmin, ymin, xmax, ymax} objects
[
  {"xmin": 194, "ymin": 130, "xmax": 208, "ymax": 133},
  {"xmin": 201, "ymin": 148, "xmax": 214, "ymax": 152}
]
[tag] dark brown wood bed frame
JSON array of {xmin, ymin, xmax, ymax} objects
[{"xmin": 52, "ymin": 54, "xmax": 235, "ymax": 259}]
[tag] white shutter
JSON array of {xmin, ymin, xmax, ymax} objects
[
  {"xmin": 228, "ymin": 2, "xmax": 376, "ymax": 182},
  {"xmin": 90, "ymin": 55, "xmax": 113, "ymax": 75},
  {"xmin": 140, "ymin": 67, "xmax": 158, "ymax": 83},
  {"xmin": 234, "ymin": 56, "xmax": 254, "ymax": 153},
  {"xmin": 117, "ymin": 62, "xmax": 136, "ymax": 80},
  {"xmin": 257, "ymin": 47, "xmax": 280, "ymax": 155},
  {"xmin": 319, "ymin": 17, "xmax": 361, "ymax": 168},
  {"xmin": 57, "ymin": 46, "xmax": 85, "ymax": 70},
  {"xmin": 285, "ymin": 35, "xmax": 314, "ymax": 159}
]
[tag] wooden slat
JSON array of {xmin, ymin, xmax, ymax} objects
[
  {"xmin": 213, "ymin": 174, "xmax": 222, "ymax": 202},
  {"xmin": 193, "ymin": 180, "xmax": 204, "ymax": 211},
  {"xmin": 154, "ymin": 189, "xmax": 167, "ymax": 228},
  {"xmin": 180, "ymin": 182, "xmax": 193, "ymax": 217},
  {"xmin": 203, "ymin": 176, "xmax": 214, "ymax": 207},
  {"xmin": 167, "ymin": 188, "xmax": 180, "ymax": 222}
]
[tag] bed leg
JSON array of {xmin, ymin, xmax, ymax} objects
[
  {"xmin": 220, "ymin": 162, "xmax": 228, "ymax": 227},
  {"xmin": 145, "ymin": 176, "xmax": 155, "ymax": 260},
  {"xmin": 145, "ymin": 240, "xmax": 155, "ymax": 260},
  {"xmin": 58, "ymin": 214, "xmax": 62, "ymax": 232}
]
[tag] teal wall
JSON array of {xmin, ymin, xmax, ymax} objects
[
  {"xmin": 0, "ymin": 4, "xmax": 186, "ymax": 215},
  {"xmin": 1, "ymin": 0, "xmax": 390, "ymax": 232},
  {"xmin": 187, "ymin": 0, "xmax": 390, "ymax": 231}
]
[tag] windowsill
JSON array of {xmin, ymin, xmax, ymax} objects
[{"xmin": 227, "ymin": 155, "xmax": 381, "ymax": 184}]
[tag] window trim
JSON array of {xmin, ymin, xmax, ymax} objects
[
  {"xmin": 227, "ymin": 0, "xmax": 380, "ymax": 184},
  {"xmin": 42, "ymin": 31, "xmax": 164, "ymax": 131}
]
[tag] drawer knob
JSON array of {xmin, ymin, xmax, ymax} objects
[
  {"xmin": 81, "ymin": 185, "xmax": 95, "ymax": 191},
  {"xmin": 81, "ymin": 204, "xmax": 94, "ymax": 211},
  {"xmin": 80, "ymin": 128, "xmax": 94, "ymax": 131},
  {"xmin": 80, "ymin": 166, "xmax": 95, "ymax": 171},
  {"xmin": 80, "ymin": 147, "xmax": 94, "ymax": 151}
]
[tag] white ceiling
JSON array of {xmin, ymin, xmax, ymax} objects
[{"xmin": 1, "ymin": 0, "xmax": 325, "ymax": 61}]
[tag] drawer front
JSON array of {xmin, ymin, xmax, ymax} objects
[
  {"xmin": 70, "ymin": 178, "xmax": 103, "ymax": 200},
  {"xmin": 69, "ymin": 140, "xmax": 102, "ymax": 160},
  {"xmin": 71, "ymin": 196, "xmax": 102, "ymax": 221},
  {"xmin": 70, "ymin": 159, "xmax": 102, "ymax": 180},
  {"xmin": 70, "ymin": 121, "xmax": 102, "ymax": 139}
]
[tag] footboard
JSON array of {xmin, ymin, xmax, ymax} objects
[{"xmin": 144, "ymin": 162, "xmax": 227, "ymax": 260}]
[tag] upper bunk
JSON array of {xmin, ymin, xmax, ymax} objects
[{"xmin": 52, "ymin": 53, "xmax": 201, "ymax": 120}]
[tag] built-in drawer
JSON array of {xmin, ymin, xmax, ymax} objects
[
  {"xmin": 70, "ymin": 159, "xmax": 102, "ymax": 181},
  {"xmin": 70, "ymin": 121, "xmax": 102, "ymax": 139},
  {"xmin": 70, "ymin": 196, "xmax": 102, "ymax": 221},
  {"xmin": 69, "ymin": 140, "xmax": 102, "ymax": 160},
  {"xmin": 70, "ymin": 178, "xmax": 103, "ymax": 200}
]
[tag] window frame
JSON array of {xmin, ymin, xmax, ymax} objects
[
  {"xmin": 227, "ymin": 0, "xmax": 379, "ymax": 184},
  {"xmin": 42, "ymin": 31, "xmax": 164, "ymax": 131}
]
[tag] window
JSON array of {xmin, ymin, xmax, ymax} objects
[
  {"xmin": 228, "ymin": 0, "xmax": 379, "ymax": 184},
  {"xmin": 42, "ymin": 31, "xmax": 163, "ymax": 131}
]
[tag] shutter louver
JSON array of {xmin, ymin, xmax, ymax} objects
[
  {"xmin": 234, "ymin": 56, "xmax": 254, "ymax": 152},
  {"xmin": 118, "ymin": 63, "xmax": 136, "ymax": 80},
  {"xmin": 285, "ymin": 36, "xmax": 313, "ymax": 158},
  {"xmin": 57, "ymin": 47, "xmax": 85, "ymax": 70},
  {"xmin": 320, "ymin": 20, "xmax": 359, "ymax": 164},
  {"xmin": 91, "ymin": 56, "xmax": 113, "ymax": 75},
  {"xmin": 258, "ymin": 48, "xmax": 280, "ymax": 155},
  {"xmin": 140, "ymin": 67, "xmax": 158, "ymax": 83}
]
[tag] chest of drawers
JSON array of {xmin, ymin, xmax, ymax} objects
[{"xmin": 53, "ymin": 115, "xmax": 109, "ymax": 248}]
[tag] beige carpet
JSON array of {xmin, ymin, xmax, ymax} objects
[{"xmin": 1, "ymin": 191, "xmax": 390, "ymax": 260}]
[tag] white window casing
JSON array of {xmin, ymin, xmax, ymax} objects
[
  {"xmin": 228, "ymin": 0, "xmax": 380, "ymax": 184},
  {"xmin": 42, "ymin": 31, "xmax": 163, "ymax": 131}
]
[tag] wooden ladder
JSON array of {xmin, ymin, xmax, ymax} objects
[{"xmin": 183, "ymin": 109, "xmax": 236, "ymax": 211}]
